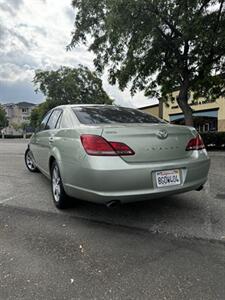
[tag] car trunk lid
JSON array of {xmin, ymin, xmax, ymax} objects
[{"xmin": 101, "ymin": 124, "xmax": 195, "ymax": 163}]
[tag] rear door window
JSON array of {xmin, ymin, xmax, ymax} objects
[
  {"xmin": 39, "ymin": 111, "xmax": 52, "ymax": 131},
  {"xmin": 72, "ymin": 106, "xmax": 164, "ymax": 125},
  {"xmin": 46, "ymin": 110, "xmax": 62, "ymax": 130},
  {"xmin": 55, "ymin": 112, "xmax": 63, "ymax": 129}
]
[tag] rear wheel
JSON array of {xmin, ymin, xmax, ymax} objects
[
  {"xmin": 25, "ymin": 149, "xmax": 39, "ymax": 173},
  {"xmin": 51, "ymin": 160, "xmax": 68, "ymax": 209}
]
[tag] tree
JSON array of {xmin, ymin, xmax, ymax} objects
[
  {"xmin": 68, "ymin": 0, "xmax": 225, "ymax": 126},
  {"xmin": 33, "ymin": 66, "xmax": 112, "ymax": 106},
  {"xmin": 0, "ymin": 105, "xmax": 8, "ymax": 129},
  {"xmin": 29, "ymin": 102, "xmax": 51, "ymax": 129},
  {"xmin": 31, "ymin": 65, "xmax": 112, "ymax": 126}
]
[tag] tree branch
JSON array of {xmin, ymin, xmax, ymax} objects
[
  {"xmin": 198, "ymin": 0, "xmax": 212, "ymax": 14},
  {"xmin": 215, "ymin": 0, "xmax": 225, "ymax": 29},
  {"xmin": 196, "ymin": 0, "xmax": 225, "ymax": 81},
  {"xmin": 207, "ymin": 0, "xmax": 224, "ymax": 59},
  {"xmin": 148, "ymin": 3, "xmax": 183, "ymax": 38},
  {"xmin": 155, "ymin": 26, "xmax": 182, "ymax": 62}
]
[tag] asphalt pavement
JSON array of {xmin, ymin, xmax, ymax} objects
[{"xmin": 0, "ymin": 139, "xmax": 225, "ymax": 300}]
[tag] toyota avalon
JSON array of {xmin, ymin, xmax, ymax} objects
[{"xmin": 25, "ymin": 105, "xmax": 210, "ymax": 209}]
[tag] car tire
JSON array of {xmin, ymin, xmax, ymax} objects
[
  {"xmin": 51, "ymin": 160, "xmax": 68, "ymax": 209},
  {"xmin": 25, "ymin": 149, "xmax": 39, "ymax": 173}
]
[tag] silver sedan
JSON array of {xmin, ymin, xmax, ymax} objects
[{"xmin": 25, "ymin": 105, "xmax": 210, "ymax": 209}]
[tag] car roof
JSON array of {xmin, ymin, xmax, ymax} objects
[{"xmin": 55, "ymin": 104, "xmax": 127, "ymax": 110}]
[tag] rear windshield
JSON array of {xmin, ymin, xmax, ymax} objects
[{"xmin": 72, "ymin": 106, "xmax": 164, "ymax": 125}]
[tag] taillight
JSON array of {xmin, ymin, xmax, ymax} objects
[
  {"xmin": 80, "ymin": 135, "xmax": 135, "ymax": 156},
  {"xmin": 109, "ymin": 142, "xmax": 135, "ymax": 156},
  {"xmin": 186, "ymin": 134, "xmax": 205, "ymax": 151}
]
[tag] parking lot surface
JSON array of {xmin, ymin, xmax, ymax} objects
[{"xmin": 0, "ymin": 139, "xmax": 225, "ymax": 299}]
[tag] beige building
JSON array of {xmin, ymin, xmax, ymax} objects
[
  {"xmin": 3, "ymin": 102, "xmax": 36, "ymax": 127},
  {"xmin": 139, "ymin": 103, "xmax": 162, "ymax": 119},
  {"xmin": 140, "ymin": 94, "xmax": 225, "ymax": 133}
]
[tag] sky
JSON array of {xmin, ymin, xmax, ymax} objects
[{"xmin": 0, "ymin": 0, "xmax": 158, "ymax": 108}]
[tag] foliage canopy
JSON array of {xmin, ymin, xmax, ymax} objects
[
  {"xmin": 31, "ymin": 65, "xmax": 112, "ymax": 127},
  {"xmin": 69, "ymin": 0, "xmax": 225, "ymax": 125}
]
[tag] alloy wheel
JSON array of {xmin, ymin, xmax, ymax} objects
[
  {"xmin": 52, "ymin": 165, "xmax": 61, "ymax": 203},
  {"xmin": 26, "ymin": 151, "xmax": 36, "ymax": 171}
]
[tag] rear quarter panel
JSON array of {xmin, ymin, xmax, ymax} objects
[{"xmin": 53, "ymin": 126, "xmax": 103, "ymax": 188}]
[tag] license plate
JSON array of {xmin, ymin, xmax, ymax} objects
[{"xmin": 156, "ymin": 169, "xmax": 181, "ymax": 188}]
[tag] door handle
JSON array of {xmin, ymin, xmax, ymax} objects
[{"xmin": 49, "ymin": 137, "xmax": 54, "ymax": 143}]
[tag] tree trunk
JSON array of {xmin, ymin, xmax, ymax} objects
[{"xmin": 177, "ymin": 81, "xmax": 194, "ymax": 127}]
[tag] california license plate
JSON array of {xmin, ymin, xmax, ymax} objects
[{"xmin": 156, "ymin": 169, "xmax": 181, "ymax": 188}]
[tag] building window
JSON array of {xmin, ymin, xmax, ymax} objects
[
  {"xmin": 203, "ymin": 123, "xmax": 210, "ymax": 132},
  {"xmin": 22, "ymin": 108, "xmax": 28, "ymax": 113}
]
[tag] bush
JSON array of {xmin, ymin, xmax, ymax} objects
[{"xmin": 200, "ymin": 132, "xmax": 225, "ymax": 150}]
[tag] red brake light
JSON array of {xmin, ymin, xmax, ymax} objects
[
  {"xmin": 110, "ymin": 142, "xmax": 135, "ymax": 156},
  {"xmin": 186, "ymin": 134, "xmax": 205, "ymax": 151},
  {"xmin": 81, "ymin": 135, "xmax": 115, "ymax": 156},
  {"xmin": 80, "ymin": 135, "xmax": 135, "ymax": 156}
]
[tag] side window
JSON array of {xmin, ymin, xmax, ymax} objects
[
  {"xmin": 39, "ymin": 111, "xmax": 52, "ymax": 131},
  {"xmin": 46, "ymin": 110, "xmax": 62, "ymax": 130},
  {"xmin": 55, "ymin": 112, "xmax": 63, "ymax": 129}
]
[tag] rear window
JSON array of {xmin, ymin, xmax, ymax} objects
[{"xmin": 72, "ymin": 106, "xmax": 164, "ymax": 125}]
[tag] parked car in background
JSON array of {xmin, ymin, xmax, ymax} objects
[{"xmin": 25, "ymin": 105, "xmax": 210, "ymax": 209}]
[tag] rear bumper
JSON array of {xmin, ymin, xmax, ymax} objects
[{"xmin": 63, "ymin": 151, "xmax": 210, "ymax": 204}]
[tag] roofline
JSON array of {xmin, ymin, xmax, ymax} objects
[
  {"xmin": 55, "ymin": 104, "xmax": 114, "ymax": 109},
  {"xmin": 2, "ymin": 102, "xmax": 36, "ymax": 107},
  {"xmin": 139, "ymin": 104, "xmax": 159, "ymax": 109},
  {"xmin": 169, "ymin": 107, "xmax": 219, "ymax": 116}
]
